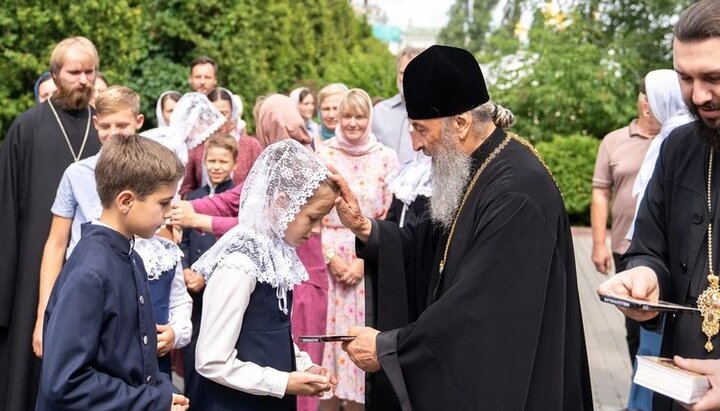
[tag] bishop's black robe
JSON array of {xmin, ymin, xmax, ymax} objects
[
  {"xmin": 0, "ymin": 100, "xmax": 100, "ymax": 410},
  {"xmin": 359, "ymin": 127, "xmax": 593, "ymax": 410}
]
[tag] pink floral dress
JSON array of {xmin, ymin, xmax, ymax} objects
[{"xmin": 316, "ymin": 140, "xmax": 399, "ymax": 403}]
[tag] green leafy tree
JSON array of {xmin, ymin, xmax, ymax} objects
[
  {"xmin": 437, "ymin": 0, "xmax": 502, "ymax": 53},
  {"xmin": 0, "ymin": 0, "xmax": 145, "ymax": 134},
  {"xmin": 1, "ymin": 0, "xmax": 395, "ymax": 138}
]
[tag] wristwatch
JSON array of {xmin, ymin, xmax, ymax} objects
[{"xmin": 324, "ymin": 248, "xmax": 336, "ymax": 265}]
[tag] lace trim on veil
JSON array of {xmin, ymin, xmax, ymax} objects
[
  {"xmin": 191, "ymin": 139, "xmax": 330, "ymax": 313},
  {"xmin": 134, "ymin": 236, "xmax": 183, "ymax": 281}
]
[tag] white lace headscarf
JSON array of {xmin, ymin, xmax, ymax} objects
[
  {"xmin": 141, "ymin": 92, "xmax": 225, "ymax": 166},
  {"xmin": 192, "ymin": 139, "xmax": 331, "ymax": 313}
]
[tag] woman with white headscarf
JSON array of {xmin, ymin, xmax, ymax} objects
[
  {"xmin": 156, "ymin": 91, "xmax": 182, "ymax": 127},
  {"xmin": 629, "ymin": 69, "xmax": 695, "ymax": 238},
  {"xmin": 179, "ymin": 87, "xmax": 263, "ymax": 197}
]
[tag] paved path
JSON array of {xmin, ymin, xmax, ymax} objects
[{"xmin": 573, "ymin": 226, "xmax": 633, "ymax": 410}]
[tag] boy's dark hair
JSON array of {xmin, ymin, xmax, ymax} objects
[
  {"xmin": 190, "ymin": 55, "xmax": 218, "ymax": 75},
  {"xmin": 204, "ymin": 133, "xmax": 239, "ymax": 160},
  {"xmin": 674, "ymin": 0, "xmax": 720, "ymax": 42},
  {"xmin": 96, "ymin": 134, "xmax": 184, "ymax": 208}
]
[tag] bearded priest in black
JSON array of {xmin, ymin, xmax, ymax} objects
[
  {"xmin": 0, "ymin": 36, "xmax": 101, "ymax": 411},
  {"xmin": 333, "ymin": 45, "xmax": 593, "ymax": 410}
]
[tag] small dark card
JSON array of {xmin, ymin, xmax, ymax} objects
[
  {"xmin": 599, "ymin": 294, "xmax": 699, "ymax": 313},
  {"xmin": 298, "ymin": 335, "xmax": 357, "ymax": 343}
]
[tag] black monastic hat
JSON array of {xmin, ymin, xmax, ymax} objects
[{"xmin": 403, "ymin": 45, "xmax": 490, "ymax": 120}]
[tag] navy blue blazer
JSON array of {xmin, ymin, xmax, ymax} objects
[{"xmin": 37, "ymin": 223, "xmax": 177, "ymax": 410}]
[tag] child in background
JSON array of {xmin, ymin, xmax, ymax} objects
[
  {"xmin": 179, "ymin": 133, "xmax": 237, "ymax": 402},
  {"xmin": 192, "ymin": 139, "xmax": 338, "ymax": 410},
  {"xmin": 37, "ymin": 134, "xmax": 189, "ymax": 410}
]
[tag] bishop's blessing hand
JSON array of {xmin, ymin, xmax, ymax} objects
[{"xmin": 327, "ymin": 169, "xmax": 372, "ymax": 242}]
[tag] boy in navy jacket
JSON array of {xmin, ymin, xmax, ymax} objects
[{"xmin": 37, "ymin": 134, "xmax": 189, "ymax": 410}]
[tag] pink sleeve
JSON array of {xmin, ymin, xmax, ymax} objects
[
  {"xmin": 190, "ymin": 183, "xmax": 243, "ymax": 217},
  {"xmin": 211, "ymin": 217, "xmax": 239, "ymax": 237}
]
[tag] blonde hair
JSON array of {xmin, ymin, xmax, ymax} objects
[
  {"xmin": 95, "ymin": 85, "xmax": 141, "ymax": 116},
  {"xmin": 204, "ymin": 133, "xmax": 239, "ymax": 160},
  {"xmin": 338, "ymin": 88, "xmax": 372, "ymax": 117},
  {"xmin": 49, "ymin": 37, "xmax": 99, "ymax": 75},
  {"xmin": 317, "ymin": 83, "xmax": 349, "ymax": 107},
  {"xmin": 96, "ymin": 134, "xmax": 184, "ymax": 208}
]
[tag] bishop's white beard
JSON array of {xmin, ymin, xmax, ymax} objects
[{"xmin": 429, "ymin": 124, "xmax": 472, "ymax": 230}]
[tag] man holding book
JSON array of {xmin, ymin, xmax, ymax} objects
[{"xmin": 598, "ymin": 1, "xmax": 720, "ymax": 409}]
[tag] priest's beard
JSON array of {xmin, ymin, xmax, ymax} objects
[
  {"xmin": 52, "ymin": 79, "xmax": 93, "ymax": 111},
  {"xmin": 686, "ymin": 98, "xmax": 720, "ymax": 148},
  {"xmin": 429, "ymin": 124, "xmax": 472, "ymax": 230}
]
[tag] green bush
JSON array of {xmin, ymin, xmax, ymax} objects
[{"xmin": 535, "ymin": 134, "xmax": 600, "ymax": 224}]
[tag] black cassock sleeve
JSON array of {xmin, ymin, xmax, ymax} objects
[
  {"xmin": 0, "ymin": 122, "xmax": 22, "ymax": 327},
  {"xmin": 377, "ymin": 192, "xmax": 573, "ymax": 410}
]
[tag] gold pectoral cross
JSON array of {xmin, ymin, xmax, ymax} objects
[{"xmin": 698, "ymin": 273, "xmax": 720, "ymax": 352}]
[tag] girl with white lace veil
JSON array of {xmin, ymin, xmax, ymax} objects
[
  {"xmin": 178, "ymin": 87, "xmax": 264, "ymax": 197},
  {"xmin": 142, "ymin": 92, "xmax": 226, "ymax": 166},
  {"xmin": 192, "ymin": 139, "xmax": 339, "ymax": 411}
]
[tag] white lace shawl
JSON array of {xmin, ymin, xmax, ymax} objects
[
  {"xmin": 169, "ymin": 92, "xmax": 226, "ymax": 150},
  {"xmin": 192, "ymin": 139, "xmax": 330, "ymax": 313},
  {"xmin": 134, "ymin": 236, "xmax": 183, "ymax": 281}
]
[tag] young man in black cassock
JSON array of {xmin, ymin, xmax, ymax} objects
[
  {"xmin": 0, "ymin": 37, "xmax": 101, "ymax": 411},
  {"xmin": 334, "ymin": 45, "xmax": 593, "ymax": 410},
  {"xmin": 598, "ymin": 1, "xmax": 720, "ymax": 409}
]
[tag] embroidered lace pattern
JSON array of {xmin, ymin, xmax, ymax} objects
[
  {"xmin": 134, "ymin": 236, "xmax": 183, "ymax": 281},
  {"xmin": 192, "ymin": 140, "xmax": 329, "ymax": 311}
]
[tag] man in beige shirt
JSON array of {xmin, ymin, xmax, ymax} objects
[{"xmin": 591, "ymin": 78, "xmax": 660, "ymax": 363}]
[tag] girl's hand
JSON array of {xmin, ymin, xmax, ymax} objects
[
  {"xmin": 285, "ymin": 371, "xmax": 333, "ymax": 396},
  {"xmin": 156, "ymin": 324, "xmax": 176, "ymax": 356},
  {"xmin": 183, "ymin": 268, "xmax": 206, "ymax": 293},
  {"xmin": 304, "ymin": 365, "xmax": 338, "ymax": 397}
]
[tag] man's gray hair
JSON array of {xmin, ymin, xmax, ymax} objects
[{"xmin": 397, "ymin": 46, "xmax": 424, "ymax": 66}]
